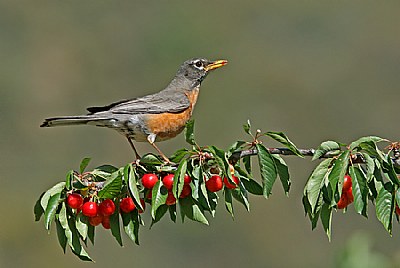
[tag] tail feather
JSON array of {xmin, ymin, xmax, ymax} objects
[{"xmin": 40, "ymin": 115, "xmax": 103, "ymax": 127}]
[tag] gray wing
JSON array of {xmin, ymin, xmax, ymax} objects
[{"xmin": 86, "ymin": 90, "xmax": 190, "ymax": 115}]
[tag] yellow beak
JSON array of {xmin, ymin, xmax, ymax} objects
[{"xmin": 204, "ymin": 59, "xmax": 228, "ymax": 71}]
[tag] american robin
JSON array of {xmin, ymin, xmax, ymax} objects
[{"xmin": 41, "ymin": 58, "xmax": 228, "ymax": 162}]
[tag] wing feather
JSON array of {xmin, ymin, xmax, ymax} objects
[{"xmin": 86, "ymin": 90, "xmax": 190, "ymax": 115}]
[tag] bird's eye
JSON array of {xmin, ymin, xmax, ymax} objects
[{"xmin": 194, "ymin": 61, "xmax": 203, "ymax": 68}]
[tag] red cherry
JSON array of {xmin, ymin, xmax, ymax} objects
[
  {"xmin": 88, "ymin": 214, "xmax": 103, "ymax": 226},
  {"xmin": 205, "ymin": 175, "xmax": 223, "ymax": 192},
  {"xmin": 224, "ymin": 175, "xmax": 240, "ymax": 189},
  {"xmin": 343, "ymin": 175, "xmax": 352, "ymax": 192},
  {"xmin": 162, "ymin": 174, "xmax": 175, "ymax": 190},
  {"xmin": 142, "ymin": 173, "xmax": 159, "ymax": 189},
  {"xmin": 165, "ymin": 191, "xmax": 176, "ymax": 206},
  {"xmin": 138, "ymin": 198, "xmax": 146, "ymax": 213},
  {"xmin": 82, "ymin": 202, "xmax": 98, "ymax": 217},
  {"xmin": 120, "ymin": 197, "xmax": 136, "ymax": 213},
  {"xmin": 102, "ymin": 215, "xmax": 111, "ymax": 229},
  {"xmin": 180, "ymin": 184, "xmax": 192, "ymax": 199},
  {"xmin": 99, "ymin": 199, "xmax": 116, "ymax": 216},
  {"xmin": 346, "ymin": 187, "xmax": 354, "ymax": 204},
  {"xmin": 396, "ymin": 205, "xmax": 400, "ymax": 216},
  {"xmin": 337, "ymin": 194, "xmax": 348, "ymax": 209},
  {"xmin": 67, "ymin": 193, "xmax": 84, "ymax": 209},
  {"xmin": 184, "ymin": 174, "xmax": 192, "ymax": 185}
]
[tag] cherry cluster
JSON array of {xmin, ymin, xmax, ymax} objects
[
  {"xmin": 64, "ymin": 170, "xmax": 241, "ymax": 231},
  {"xmin": 66, "ymin": 192, "xmax": 146, "ymax": 230},
  {"xmin": 141, "ymin": 173, "xmax": 192, "ymax": 205},
  {"xmin": 141, "ymin": 172, "xmax": 240, "ymax": 204}
]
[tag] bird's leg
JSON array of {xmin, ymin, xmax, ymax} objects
[
  {"xmin": 126, "ymin": 136, "xmax": 141, "ymax": 160},
  {"xmin": 147, "ymin": 134, "xmax": 171, "ymax": 163}
]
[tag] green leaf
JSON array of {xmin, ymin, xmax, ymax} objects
[
  {"xmin": 126, "ymin": 164, "xmax": 142, "ymax": 210},
  {"xmin": 59, "ymin": 203, "xmax": 93, "ymax": 261},
  {"xmin": 375, "ymin": 184, "xmax": 394, "ymax": 235},
  {"xmin": 191, "ymin": 164, "xmax": 203, "ymax": 199},
  {"xmin": 172, "ymin": 159, "xmax": 187, "ymax": 199},
  {"xmin": 243, "ymin": 155, "xmax": 252, "ymax": 174},
  {"xmin": 87, "ymin": 224, "xmax": 95, "ymax": 245},
  {"xmin": 151, "ymin": 181, "xmax": 168, "ymax": 219},
  {"xmin": 312, "ymin": 141, "xmax": 341, "ymax": 161},
  {"xmin": 68, "ymin": 221, "xmax": 92, "ymax": 261},
  {"xmin": 44, "ymin": 192, "xmax": 62, "ymax": 230},
  {"xmin": 65, "ymin": 170, "xmax": 73, "ymax": 190},
  {"xmin": 208, "ymin": 145, "xmax": 231, "ymax": 180},
  {"xmin": 350, "ymin": 136, "xmax": 386, "ymax": 150},
  {"xmin": 150, "ymin": 204, "xmax": 169, "ymax": 227},
  {"xmin": 34, "ymin": 192, "xmax": 45, "ymax": 221},
  {"xmin": 374, "ymin": 160, "xmax": 384, "ymax": 183},
  {"xmin": 383, "ymin": 154, "xmax": 400, "ymax": 186},
  {"xmin": 95, "ymin": 164, "xmax": 118, "ymax": 174},
  {"xmin": 179, "ymin": 197, "xmax": 209, "ymax": 225},
  {"xmin": 320, "ymin": 203, "xmax": 332, "ymax": 241},
  {"xmin": 368, "ymin": 179, "xmax": 378, "ymax": 200},
  {"xmin": 169, "ymin": 205, "xmax": 177, "ymax": 222},
  {"xmin": 184, "ymin": 119, "xmax": 196, "ymax": 145},
  {"xmin": 75, "ymin": 214, "xmax": 88, "ymax": 240},
  {"xmin": 265, "ymin": 131, "xmax": 303, "ymax": 157},
  {"xmin": 302, "ymin": 194, "xmax": 322, "ymax": 230},
  {"xmin": 72, "ymin": 175, "xmax": 87, "ymax": 189},
  {"xmin": 361, "ymin": 153, "xmax": 375, "ymax": 182},
  {"xmin": 255, "ymin": 143, "xmax": 277, "ymax": 198},
  {"xmin": 139, "ymin": 153, "xmax": 163, "ymax": 165},
  {"xmin": 232, "ymin": 182, "xmax": 250, "ymax": 211},
  {"xmin": 55, "ymin": 218, "xmax": 67, "ymax": 253},
  {"xmin": 40, "ymin": 182, "xmax": 65, "ymax": 211},
  {"xmin": 228, "ymin": 141, "xmax": 247, "ymax": 154},
  {"xmin": 243, "ymin": 120, "xmax": 251, "ymax": 135},
  {"xmin": 355, "ymin": 140, "xmax": 386, "ymax": 162},
  {"xmin": 110, "ymin": 213, "xmax": 123, "ymax": 246},
  {"xmin": 79, "ymin": 157, "xmax": 91, "ymax": 174},
  {"xmin": 305, "ymin": 159, "xmax": 332, "ymax": 213},
  {"xmin": 97, "ymin": 172, "xmax": 123, "ymax": 199},
  {"xmin": 349, "ymin": 166, "xmax": 368, "ymax": 217},
  {"xmin": 328, "ymin": 150, "xmax": 350, "ymax": 198},
  {"xmin": 198, "ymin": 182, "xmax": 211, "ymax": 212},
  {"xmin": 224, "ymin": 189, "xmax": 234, "ymax": 218},
  {"xmin": 272, "ymin": 154, "xmax": 291, "ymax": 195},
  {"xmin": 169, "ymin": 148, "xmax": 189, "ymax": 163},
  {"xmin": 312, "ymin": 196, "xmax": 323, "ymax": 230},
  {"xmin": 121, "ymin": 212, "xmax": 140, "ymax": 245},
  {"xmin": 240, "ymin": 176, "xmax": 263, "ymax": 195}
]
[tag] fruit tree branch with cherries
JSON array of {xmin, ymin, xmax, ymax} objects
[{"xmin": 34, "ymin": 120, "xmax": 400, "ymax": 261}]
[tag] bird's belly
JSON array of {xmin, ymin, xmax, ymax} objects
[{"xmin": 144, "ymin": 109, "xmax": 192, "ymax": 142}]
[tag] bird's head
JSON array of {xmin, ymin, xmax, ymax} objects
[{"xmin": 176, "ymin": 58, "xmax": 228, "ymax": 87}]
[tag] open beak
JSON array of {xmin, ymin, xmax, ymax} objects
[{"xmin": 204, "ymin": 59, "xmax": 228, "ymax": 71}]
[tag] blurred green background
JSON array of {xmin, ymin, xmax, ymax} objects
[{"xmin": 1, "ymin": 1, "xmax": 400, "ymax": 267}]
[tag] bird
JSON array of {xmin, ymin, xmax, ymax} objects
[{"xmin": 41, "ymin": 58, "xmax": 228, "ymax": 162}]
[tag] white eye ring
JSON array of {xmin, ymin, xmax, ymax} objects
[{"xmin": 193, "ymin": 60, "xmax": 204, "ymax": 70}]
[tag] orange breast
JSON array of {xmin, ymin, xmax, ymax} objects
[{"xmin": 145, "ymin": 89, "xmax": 199, "ymax": 141}]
